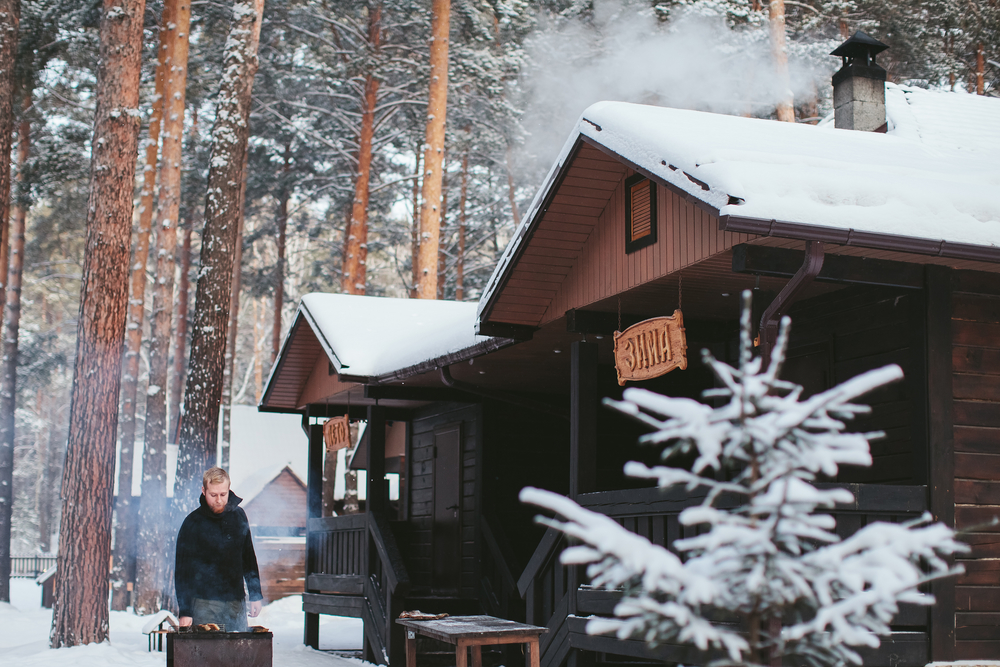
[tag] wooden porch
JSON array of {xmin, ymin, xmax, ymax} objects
[{"xmin": 304, "ymin": 476, "xmax": 931, "ymax": 667}]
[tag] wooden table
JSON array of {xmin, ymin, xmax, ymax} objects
[{"xmin": 396, "ymin": 615, "xmax": 547, "ymax": 667}]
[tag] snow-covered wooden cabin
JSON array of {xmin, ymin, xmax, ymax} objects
[{"xmin": 261, "ymin": 38, "xmax": 1000, "ymax": 667}]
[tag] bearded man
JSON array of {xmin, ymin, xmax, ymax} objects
[{"xmin": 175, "ymin": 467, "xmax": 263, "ymax": 630}]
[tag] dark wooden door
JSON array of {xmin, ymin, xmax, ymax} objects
[{"xmin": 431, "ymin": 424, "xmax": 462, "ymax": 593}]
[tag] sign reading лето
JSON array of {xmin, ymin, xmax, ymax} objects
[
  {"xmin": 613, "ymin": 310, "xmax": 688, "ymax": 386},
  {"xmin": 324, "ymin": 415, "xmax": 351, "ymax": 452}
]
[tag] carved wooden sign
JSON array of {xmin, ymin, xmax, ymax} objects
[
  {"xmin": 324, "ymin": 415, "xmax": 351, "ymax": 452},
  {"xmin": 613, "ymin": 310, "xmax": 688, "ymax": 386}
]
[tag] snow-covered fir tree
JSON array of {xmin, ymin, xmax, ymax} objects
[{"xmin": 522, "ymin": 291, "xmax": 966, "ymax": 667}]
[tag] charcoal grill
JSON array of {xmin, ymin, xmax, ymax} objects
[{"xmin": 166, "ymin": 630, "xmax": 273, "ymax": 667}]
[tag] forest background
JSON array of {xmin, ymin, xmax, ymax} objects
[{"xmin": 3, "ymin": 0, "xmax": 998, "ymax": 597}]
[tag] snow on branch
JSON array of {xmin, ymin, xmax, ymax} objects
[{"xmin": 521, "ymin": 290, "xmax": 966, "ymax": 667}]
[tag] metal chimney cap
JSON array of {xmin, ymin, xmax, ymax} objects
[{"xmin": 831, "ymin": 31, "xmax": 889, "ymax": 59}]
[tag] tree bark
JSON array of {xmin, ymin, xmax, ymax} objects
[
  {"xmin": 271, "ymin": 141, "xmax": 290, "ymax": 360},
  {"xmin": 976, "ymin": 43, "xmax": 984, "ymax": 96},
  {"xmin": 409, "ymin": 147, "xmax": 420, "ymax": 298},
  {"xmin": 134, "ymin": 0, "xmax": 190, "ymax": 614},
  {"xmin": 342, "ymin": 4, "xmax": 382, "ymax": 297},
  {"xmin": 169, "ymin": 221, "xmax": 191, "ymax": 442},
  {"xmin": 219, "ymin": 172, "xmax": 245, "ymax": 471},
  {"xmin": 437, "ymin": 158, "xmax": 447, "ymax": 299},
  {"xmin": 51, "ymin": 0, "xmax": 146, "ymax": 647},
  {"xmin": 0, "ymin": 0, "xmax": 19, "ymax": 605},
  {"xmin": 111, "ymin": 0, "xmax": 172, "ymax": 611},
  {"xmin": 0, "ymin": 95, "xmax": 27, "ymax": 604},
  {"xmin": 768, "ymin": 0, "xmax": 794, "ymax": 123},
  {"xmin": 175, "ymin": 0, "xmax": 265, "ymax": 510},
  {"xmin": 415, "ymin": 0, "xmax": 450, "ymax": 299},
  {"xmin": 455, "ymin": 150, "xmax": 467, "ymax": 301}
]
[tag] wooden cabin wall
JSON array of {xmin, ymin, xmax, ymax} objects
[
  {"xmin": 784, "ymin": 285, "xmax": 927, "ymax": 485},
  {"xmin": 483, "ymin": 400, "xmax": 569, "ymax": 569},
  {"xmin": 406, "ymin": 402, "xmax": 480, "ymax": 598},
  {"xmin": 540, "ymin": 178, "xmax": 753, "ymax": 326},
  {"xmin": 950, "ymin": 269, "xmax": 1000, "ymax": 658},
  {"xmin": 244, "ymin": 470, "xmax": 308, "ymax": 535}
]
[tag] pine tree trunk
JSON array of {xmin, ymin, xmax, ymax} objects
[
  {"xmin": 134, "ymin": 0, "xmax": 190, "ymax": 614},
  {"xmin": 976, "ymin": 43, "xmax": 984, "ymax": 95},
  {"xmin": 110, "ymin": 0, "xmax": 171, "ymax": 611},
  {"xmin": 437, "ymin": 159, "xmax": 448, "ymax": 299},
  {"xmin": 768, "ymin": 0, "xmax": 794, "ymax": 122},
  {"xmin": 455, "ymin": 151, "xmax": 467, "ymax": 301},
  {"xmin": 410, "ymin": 148, "xmax": 420, "ymax": 298},
  {"xmin": 0, "ymin": 0, "xmax": 18, "ymax": 605},
  {"xmin": 35, "ymin": 391, "xmax": 52, "ymax": 552},
  {"xmin": 415, "ymin": 0, "xmax": 450, "ymax": 299},
  {"xmin": 0, "ymin": 98, "xmax": 28, "ymax": 604},
  {"xmin": 271, "ymin": 142, "xmax": 290, "ymax": 361},
  {"xmin": 220, "ymin": 164, "xmax": 246, "ymax": 471},
  {"xmin": 253, "ymin": 297, "xmax": 263, "ymax": 401},
  {"xmin": 176, "ymin": 0, "xmax": 265, "ymax": 509},
  {"xmin": 169, "ymin": 221, "xmax": 191, "ymax": 442},
  {"xmin": 51, "ymin": 0, "xmax": 146, "ymax": 647}
]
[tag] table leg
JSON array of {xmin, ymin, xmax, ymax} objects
[
  {"xmin": 456, "ymin": 639, "xmax": 468, "ymax": 667},
  {"xmin": 406, "ymin": 633, "xmax": 417, "ymax": 667},
  {"xmin": 471, "ymin": 644, "xmax": 482, "ymax": 667},
  {"xmin": 529, "ymin": 638, "xmax": 540, "ymax": 667}
]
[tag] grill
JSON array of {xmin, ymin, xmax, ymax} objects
[{"xmin": 166, "ymin": 631, "xmax": 273, "ymax": 667}]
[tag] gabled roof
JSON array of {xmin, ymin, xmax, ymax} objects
[
  {"xmin": 237, "ymin": 464, "xmax": 305, "ymax": 506},
  {"xmin": 261, "ymin": 293, "xmax": 514, "ymax": 411},
  {"xmin": 478, "ymin": 85, "xmax": 1000, "ymax": 328}
]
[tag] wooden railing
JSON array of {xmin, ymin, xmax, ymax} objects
[
  {"xmin": 518, "ymin": 483, "xmax": 929, "ymax": 667},
  {"xmin": 480, "ymin": 514, "xmax": 523, "ymax": 621},
  {"xmin": 306, "ymin": 513, "xmax": 366, "ymax": 594},
  {"xmin": 304, "ymin": 510, "xmax": 409, "ymax": 665},
  {"xmin": 364, "ymin": 512, "xmax": 410, "ymax": 666},
  {"xmin": 10, "ymin": 555, "xmax": 57, "ymax": 579}
]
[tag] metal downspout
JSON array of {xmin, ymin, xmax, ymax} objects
[{"xmin": 759, "ymin": 240, "xmax": 825, "ymax": 367}]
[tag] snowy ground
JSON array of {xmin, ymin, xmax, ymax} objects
[{"xmin": 1, "ymin": 578, "xmax": 370, "ymax": 666}]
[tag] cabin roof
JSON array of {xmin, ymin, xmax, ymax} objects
[
  {"xmin": 260, "ymin": 293, "xmax": 515, "ymax": 411},
  {"xmin": 237, "ymin": 463, "xmax": 305, "ymax": 506},
  {"xmin": 478, "ymin": 84, "xmax": 1000, "ymax": 328}
]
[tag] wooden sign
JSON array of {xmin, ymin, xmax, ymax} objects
[
  {"xmin": 613, "ymin": 310, "xmax": 688, "ymax": 386},
  {"xmin": 324, "ymin": 415, "xmax": 351, "ymax": 452}
]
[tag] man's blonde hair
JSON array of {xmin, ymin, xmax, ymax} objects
[{"xmin": 203, "ymin": 467, "xmax": 231, "ymax": 489}]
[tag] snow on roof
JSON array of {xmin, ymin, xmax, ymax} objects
[
  {"xmin": 479, "ymin": 84, "xmax": 1000, "ymax": 320},
  {"xmin": 140, "ymin": 609, "xmax": 178, "ymax": 634},
  {"xmin": 236, "ymin": 463, "xmax": 304, "ymax": 506},
  {"xmin": 296, "ymin": 293, "xmax": 491, "ymax": 378},
  {"xmin": 35, "ymin": 565, "xmax": 56, "ymax": 584}
]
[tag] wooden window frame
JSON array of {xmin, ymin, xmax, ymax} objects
[{"xmin": 625, "ymin": 173, "xmax": 658, "ymax": 254}]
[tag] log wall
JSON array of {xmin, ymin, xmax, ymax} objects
[{"xmin": 950, "ymin": 269, "xmax": 1000, "ymax": 658}]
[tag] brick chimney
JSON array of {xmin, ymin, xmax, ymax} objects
[{"xmin": 831, "ymin": 31, "xmax": 890, "ymax": 132}]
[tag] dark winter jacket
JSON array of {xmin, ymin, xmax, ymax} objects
[{"xmin": 175, "ymin": 490, "xmax": 263, "ymax": 618}]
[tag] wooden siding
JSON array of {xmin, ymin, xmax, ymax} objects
[
  {"xmin": 406, "ymin": 403, "xmax": 480, "ymax": 597},
  {"xmin": 951, "ymin": 270, "xmax": 1000, "ymax": 657},
  {"xmin": 541, "ymin": 178, "xmax": 752, "ymax": 326},
  {"xmin": 256, "ymin": 537, "xmax": 305, "ymax": 603},
  {"xmin": 785, "ymin": 286, "xmax": 926, "ymax": 485},
  {"xmin": 244, "ymin": 469, "xmax": 308, "ymax": 531}
]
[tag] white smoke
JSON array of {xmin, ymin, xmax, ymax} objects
[{"xmin": 516, "ymin": 1, "xmax": 838, "ymax": 166}]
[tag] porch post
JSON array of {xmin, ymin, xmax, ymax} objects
[
  {"xmin": 304, "ymin": 419, "xmax": 324, "ymax": 648},
  {"xmin": 569, "ymin": 341, "xmax": 597, "ymax": 500},
  {"xmin": 568, "ymin": 341, "xmax": 598, "ymax": 667},
  {"xmin": 367, "ymin": 404, "xmax": 386, "ymax": 514},
  {"xmin": 926, "ymin": 266, "xmax": 955, "ymax": 662}
]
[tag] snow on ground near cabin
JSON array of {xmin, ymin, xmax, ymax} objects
[
  {"xmin": 299, "ymin": 293, "xmax": 489, "ymax": 378},
  {"xmin": 577, "ymin": 87, "xmax": 1000, "ymax": 247},
  {"xmin": 0, "ymin": 579, "xmax": 367, "ymax": 667}
]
